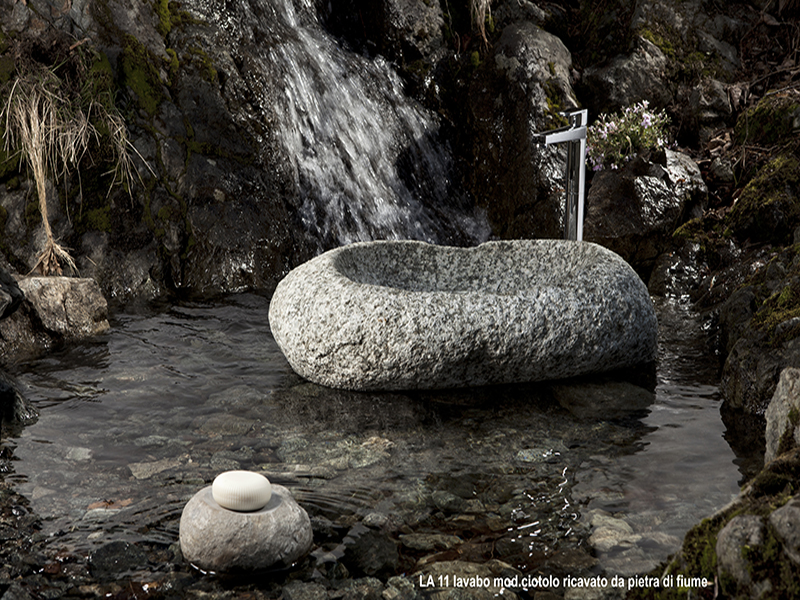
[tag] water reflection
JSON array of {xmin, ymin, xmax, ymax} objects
[{"xmin": 3, "ymin": 293, "xmax": 741, "ymax": 578}]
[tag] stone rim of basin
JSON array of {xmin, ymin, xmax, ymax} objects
[{"xmin": 268, "ymin": 240, "xmax": 658, "ymax": 391}]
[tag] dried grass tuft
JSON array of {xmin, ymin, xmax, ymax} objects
[{"xmin": 2, "ymin": 46, "xmax": 135, "ymax": 276}]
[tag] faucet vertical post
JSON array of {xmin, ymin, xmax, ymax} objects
[
  {"xmin": 563, "ymin": 110, "xmax": 587, "ymax": 241},
  {"xmin": 532, "ymin": 109, "xmax": 588, "ymax": 241}
]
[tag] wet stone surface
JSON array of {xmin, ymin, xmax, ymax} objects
[{"xmin": 0, "ymin": 293, "xmax": 743, "ymax": 598}]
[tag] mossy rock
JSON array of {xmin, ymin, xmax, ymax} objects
[
  {"xmin": 119, "ymin": 35, "xmax": 166, "ymax": 117},
  {"xmin": 735, "ymin": 93, "xmax": 800, "ymax": 146},
  {"xmin": 725, "ymin": 154, "xmax": 800, "ymax": 244}
]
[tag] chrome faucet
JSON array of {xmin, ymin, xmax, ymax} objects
[{"xmin": 533, "ymin": 110, "xmax": 587, "ymax": 241}]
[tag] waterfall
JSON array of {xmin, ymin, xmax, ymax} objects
[{"xmin": 195, "ymin": 0, "xmax": 490, "ymax": 248}]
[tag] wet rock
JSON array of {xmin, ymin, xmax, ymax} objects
[
  {"xmin": 129, "ymin": 457, "xmax": 183, "ymax": 480},
  {"xmin": 341, "ymin": 525, "xmax": 399, "ymax": 578},
  {"xmin": 0, "ymin": 276, "xmax": 110, "ymax": 363},
  {"xmin": 584, "ymin": 149, "xmax": 707, "ymax": 275},
  {"xmin": 0, "ymin": 269, "xmax": 23, "ymax": 320},
  {"xmin": 400, "ymin": 533, "xmax": 462, "ymax": 552},
  {"xmin": 89, "ymin": 541, "xmax": 147, "ymax": 581},
  {"xmin": 647, "ymin": 244, "xmax": 706, "ymax": 298},
  {"xmin": 0, "ymin": 371, "xmax": 38, "ymax": 436},
  {"xmin": 720, "ymin": 333, "xmax": 798, "ymax": 416},
  {"xmin": 325, "ymin": 0, "xmax": 445, "ymax": 67},
  {"xmin": 18, "ymin": 277, "xmax": 109, "ymax": 338},
  {"xmin": 179, "ymin": 485, "xmax": 312, "ymax": 572},
  {"xmin": 588, "ymin": 512, "xmax": 642, "ymax": 554},
  {"xmin": 765, "ymin": 368, "xmax": 800, "ymax": 463},
  {"xmin": 339, "ymin": 577, "xmax": 384, "ymax": 600},
  {"xmin": 768, "ymin": 495, "xmax": 800, "ymax": 564},
  {"xmin": 551, "ymin": 381, "xmax": 655, "ymax": 421},
  {"xmin": 468, "ymin": 20, "xmax": 578, "ymax": 240},
  {"xmin": 717, "ymin": 286, "xmax": 757, "ymax": 356},
  {"xmin": 581, "ymin": 36, "xmax": 672, "ymax": 114},
  {"xmin": 282, "ymin": 581, "xmax": 328, "ymax": 600},
  {"xmin": 431, "ymin": 491, "xmax": 467, "ymax": 514},
  {"xmin": 384, "ymin": 576, "xmax": 418, "ymax": 600},
  {"xmin": 270, "ymin": 240, "xmax": 658, "ymax": 390},
  {"xmin": 715, "ymin": 514, "xmax": 764, "ymax": 586}
]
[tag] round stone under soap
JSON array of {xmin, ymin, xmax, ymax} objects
[{"xmin": 179, "ymin": 482, "xmax": 312, "ymax": 573}]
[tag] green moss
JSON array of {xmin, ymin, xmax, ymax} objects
[
  {"xmin": 725, "ymin": 154, "xmax": 800, "ymax": 244},
  {"xmin": 735, "ymin": 94, "xmax": 800, "ymax": 146},
  {"xmin": 119, "ymin": 35, "xmax": 165, "ymax": 117},
  {"xmin": 157, "ymin": 205, "xmax": 173, "ymax": 222},
  {"xmin": 186, "ymin": 46, "xmax": 218, "ymax": 84},
  {"xmin": 469, "ymin": 51, "xmax": 481, "ymax": 68},
  {"xmin": 155, "ymin": 0, "xmax": 173, "ymax": 37},
  {"xmin": 85, "ymin": 206, "xmax": 112, "ymax": 232},
  {"xmin": 166, "ymin": 48, "xmax": 180, "ymax": 84},
  {"xmin": 0, "ymin": 55, "xmax": 15, "ymax": 86},
  {"xmin": 640, "ymin": 27, "xmax": 676, "ymax": 60},
  {"xmin": 634, "ymin": 21, "xmax": 728, "ymax": 84},
  {"xmin": 543, "ymin": 79, "xmax": 569, "ymax": 128}
]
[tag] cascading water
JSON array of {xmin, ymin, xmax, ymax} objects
[{"xmin": 196, "ymin": 0, "xmax": 489, "ymax": 248}]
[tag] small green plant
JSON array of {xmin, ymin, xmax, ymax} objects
[
  {"xmin": 586, "ymin": 100, "xmax": 671, "ymax": 171},
  {"xmin": 2, "ymin": 43, "xmax": 135, "ymax": 275}
]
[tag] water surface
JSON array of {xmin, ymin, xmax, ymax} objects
[{"xmin": 5, "ymin": 293, "xmax": 741, "ymax": 578}]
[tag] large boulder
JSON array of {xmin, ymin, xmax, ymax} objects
[
  {"xmin": 584, "ymin": 149, "xmax": 707, "ymax": 276},
  {"xmin": 268, "ymin": 240, "xmax": 657, "ymax": 391}
]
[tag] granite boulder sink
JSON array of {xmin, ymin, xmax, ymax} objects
[{"xmin": 268, "ymin": 240, "xmax": 657, "ymax": 390}]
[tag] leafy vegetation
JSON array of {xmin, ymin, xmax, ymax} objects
[{"xmin": 586, "ymin": 100, "xmax": 671, "ymax": 171}]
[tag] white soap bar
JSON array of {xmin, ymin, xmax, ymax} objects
[{"xmin": 212, "ymin": 470, "xmax": 272, "ymax": 512}]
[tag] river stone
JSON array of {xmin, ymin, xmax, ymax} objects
[
  {"xmin": 268, "ymin": 240, "xmax": 657, "ymax": 391},
  {"xmin": 17, "ymin": 276, "xmax": 110, "ymax": 339},
  {"xmin": 179, "ymin": 484, "xmax": 312, "ymax": 572}
]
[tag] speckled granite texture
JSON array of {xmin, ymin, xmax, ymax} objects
[{"xmin": 268, "ymin": 240, "xmax": 658, "ymax": 390}]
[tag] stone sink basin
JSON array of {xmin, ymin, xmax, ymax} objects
[{"xmin": 268, "ymin": 240, "xmax": 658, "ymax": 391}]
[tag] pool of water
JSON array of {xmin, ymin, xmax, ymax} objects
[{"xmin": 3, "ymin": 293, "xmax": 742, "ymax": 580}]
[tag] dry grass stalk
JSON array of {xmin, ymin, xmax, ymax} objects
[
  {"xmin": 470, "ymin": 0, "xmax": 493, "ymax": 44},
  {"xmin": 2, "ymin": 54, "xmax": 135, "ymax": 276}
]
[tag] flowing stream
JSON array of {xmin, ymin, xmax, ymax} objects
[{"xmin": 4, "ymin": 294, "xmax": 742, "ymax": 581}]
